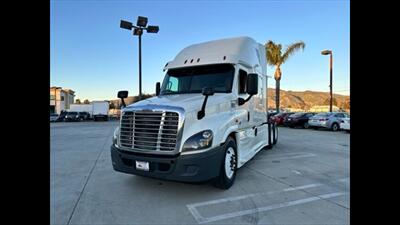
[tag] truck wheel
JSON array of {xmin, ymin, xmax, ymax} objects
[
  {"xmin": 303, "ymin": 122, "xmax": 309, "ymax": 129},
  {"xmin": 214, "ymin": 137, "xmax": 237, "ymax": 190},
  {"xmin": 331, "ymin": 123, "xmax": 339, "ymax": 131}
]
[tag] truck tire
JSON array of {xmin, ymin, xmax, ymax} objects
[{"xmin": 214, "ymin": 137, "xmax": 237, "ymax": 189}]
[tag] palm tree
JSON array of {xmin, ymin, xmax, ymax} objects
[{"xmin": 265, "ymin": 41, "xmax": 305, "ymax": 112}]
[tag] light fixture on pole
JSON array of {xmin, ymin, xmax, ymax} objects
[
  {"xmin": 321, "ymin": 49, "xmax": 333, "ymax": 112},
  {"xmin": 120, "ymin": 17, "xmax": 159, "ymax": 101}
]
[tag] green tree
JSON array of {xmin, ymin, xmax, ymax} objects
[
  {"xmin": 75, "ymin": 99, "xmax": 81, "ymax": 104},
  {"xmin": 266, "ymin": 40, "xmax": 305, "ymax": 112},
  {"xmin": 83, "ymin": 99, "xmax": 90, "ymax": 104}
]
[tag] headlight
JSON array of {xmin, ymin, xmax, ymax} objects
[
  {"xmin": 112, "ymin": 126, "xmax": 120, "ymax": 146},
  {"xmin": 182, "ymin": 130, "xmax": 213, "ymax": 152}
]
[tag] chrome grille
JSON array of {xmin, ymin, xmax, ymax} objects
[{"xmin": 119, "ymin": 111, "xmax": 179, "ymax": 151}]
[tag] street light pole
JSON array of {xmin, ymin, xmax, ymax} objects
[
  {"xmin": 321, "ymin": 50, "xmax": 333, "ymax": 112},
  {"xmin": 329, "ymin": 53, "xmax": 333, "ymax": 112},
  {"xmin": 138, "ymin": 31, "xmax": 142, "ymax": 100},
  {"xmin": 120, "ymin": 17, "xmax": 159, "ymax": 102}
]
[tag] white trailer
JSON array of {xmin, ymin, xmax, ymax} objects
[
  {"xmin": 92, "ymin": 101, "xmax": 109, "ymax": 121},
  {"xmin": 111, "ymin": 37, "xmax": 278, "ymax": 189},
  {"xmin": 69, "ymin": 104, "xmax": 93, "ymax": 115}
]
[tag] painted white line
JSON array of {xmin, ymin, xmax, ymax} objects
[
  {"xmin": 255, "ymin": 153, "xmax": 316, "ymax": 161},
  {"xmin": 187, "ymin": 177, "xmax": 349, "ymax": 224},
  {"xmin": 292, "ymin": 170, "xmax": 302, "ymax": 175},
  {"xmin": 263, "ymin": 152, "xmax": 314, "ymax": 158},
  {"xmin": 282, "ymin": 183, "xmax": 322, "ymax": 192},
  {"xmin": 187, "ymin": 204, "xmax": 206, "ymax": 224},
  {"xmin": 198, "ymin": 192, "xmax": 347, "ymax": 224},
  {"xmin": 188, "ymin": 182, "xmax": 323, "ymax": 209}
]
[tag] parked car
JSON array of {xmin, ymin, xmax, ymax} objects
[
  {"xmin": 56, "ymin": 111, "xmax": 68, "ymax": 122},
  {"xmin": 50, "ymin": 113, "xmax": 59, "ymax": 122},
  {"xmin": 340, "ymin": 117, "xmax": 350, "ymax": 132},
  {"xmin": 272, "ymin": 112, "xmax": 295, "ymax": 126},
  {"xmin": 284, "ymin": 112, "xmax": 315, "ymax": 128},
  {"xmin": 308, "ymin": 112, "xmax": 349, "ymax": 131},
  {"xmin": 64, "ymin": 111, "xmax": 80, "ymax": 122},
  {"xmin": 78, "ymin": 111, "xmax": 91, "ymax": 120}
]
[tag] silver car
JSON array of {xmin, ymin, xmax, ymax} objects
[{"xmin": 308, "ymin": 112, "xmax": 349, "ymax": 131}]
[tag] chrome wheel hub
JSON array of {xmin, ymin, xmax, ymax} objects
[{"xmin": 225, "ymin": 147, "xmax": 236, "ymax": 179}]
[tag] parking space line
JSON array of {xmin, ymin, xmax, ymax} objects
[
  {"xmin": 187, "ymin": 177, "xmax": 348, "ymax": 224},
  {"xmin": 255, "ymin": 152, "xmax": 316, "ymax": 161},
  {"xmin": 196, "ymin": 192, "xmax": 347, "ymax": 224}
]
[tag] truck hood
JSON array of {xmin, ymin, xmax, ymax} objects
[{"xmin": 124, "ymin": 93, "xmax": 232, "ymax": 113}]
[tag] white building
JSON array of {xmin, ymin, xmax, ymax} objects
[{"xmin": 50, "ymin": 87, "xmax": 75, "ymax": 114}]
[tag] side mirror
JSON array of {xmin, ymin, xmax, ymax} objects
[
  {"xmin": 117, "ymin": 90, "xmax": 128, "ymax": 108},
  {"xmin": 238, "ymin": 73, "xmax": 258, "ymax": 106},
  {"xmin": 198, "ymin": 87, "xmax": 214, "ymax": 120},
  {"xmin": 246, "ymin": 73, "xmax": 258, "ymax": 95},
  {"xmin": 156, "ymin": 82, "xmax": 161, "ymax": 96},
  {"xmin": 118, "ymin": 90, "xmax": 128, "ymax": 99}
]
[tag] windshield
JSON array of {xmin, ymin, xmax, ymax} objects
[
  {"xmin": 161, "ymin": 64, "xmax": 235, "ymax": 95},
  {"xmin": 68, "ymin": 112, "xmax": 78, "ymax": 115}
]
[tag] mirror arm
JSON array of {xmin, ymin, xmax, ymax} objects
[
  {"xmin": 197, "ymin": 95, "xmax": 209, "ymax": 120},
  {"xmin": 238, "ymin": 94, "xmax": 254, "ymax": 106},
  {"xmin": 120, "ymin": 98, "xmax": 126, "ymax": 108}
]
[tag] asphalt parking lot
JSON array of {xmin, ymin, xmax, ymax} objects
[{"xmin": 51, "ymin": 121, "xmax": 349, "ymax": 225}]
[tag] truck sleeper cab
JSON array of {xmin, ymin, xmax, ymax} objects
[{"xmin": 111, "ymin": 37, "xmax": 278, "ymax": 189}]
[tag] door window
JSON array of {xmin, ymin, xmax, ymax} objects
[{"xmin": 238, "ymin": 69, "xmax": 247, "ymax": 94}]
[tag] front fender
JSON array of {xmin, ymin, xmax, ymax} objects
[{"xmin": 179, "ymin": 110, "xmax": 238, "ymax": 151}]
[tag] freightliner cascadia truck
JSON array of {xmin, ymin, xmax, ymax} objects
[{"xmin": 111, "ymin": 36, "xmax": 278, "ymax": 189}]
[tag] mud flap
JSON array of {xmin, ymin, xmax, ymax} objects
[
  {"xmin": 266, "ymin": 122, "xmax": 273, "ymax": 149},
  {"xmin": 272, "ymin": 123, "xmax": 278, "ymax": 145}
]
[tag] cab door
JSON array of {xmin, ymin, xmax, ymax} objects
[
  {"xmin": 252, "ymin": 75, "xmax": 266, "ymax": 125},
  {"xmin": 235, "ymin": 66, "xmax": 255, "ymax": 164}
]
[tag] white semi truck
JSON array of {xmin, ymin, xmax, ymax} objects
[{"xmin": 111, "ymin": 37, "xmax": 278, "ymax": 189}]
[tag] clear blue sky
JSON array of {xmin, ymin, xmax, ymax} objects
[{"xmin": 50, "ymin": 0, "xmax": 349, "ymax": 101}]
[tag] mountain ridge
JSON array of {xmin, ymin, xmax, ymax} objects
[{"xmin": 267, "ymin": 88, "xmax": 350, "ymax": 110}]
